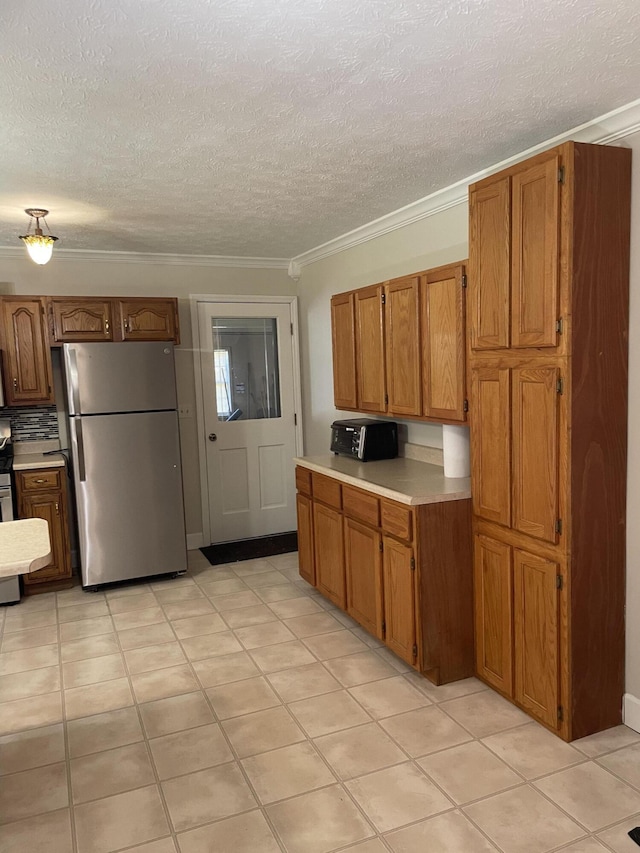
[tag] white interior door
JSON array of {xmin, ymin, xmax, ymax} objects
[{"xmin": 198, "ymin": 300, "xmax": 299, "ymax": 543}]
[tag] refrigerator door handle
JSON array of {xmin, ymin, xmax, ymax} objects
[
  {"xmin": 76, "ymin": 417, "xmax": 86, "ymax": 482},
  {"xmin": 67, "ymin": 346, "xmax": 81, "ymax": 414}
]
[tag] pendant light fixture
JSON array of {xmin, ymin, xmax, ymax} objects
[{"xmin": 19, "ymin": 208, "xmax": 58, "ymax": 265}]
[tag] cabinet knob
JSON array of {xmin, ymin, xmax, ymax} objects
[
  {"xmin": 12, "ymin": 378, "xmax": 17, "ymax": 390},
  {"xmin": 35, "ymin": 479, "xmax": 46, "ymax": 484},
  {"xmin": 55, "ymin": 502, "xmax": 59, "ymax": 515},
  {"xmin": 104, "ymin": 321, "xmax": 110, "ymax": 334},
  {"xmin": 124, "ymin": 319, "xmax": 129, "ymax": 333}
]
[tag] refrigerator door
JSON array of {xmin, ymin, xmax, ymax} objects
[
  {"xmin": 63, "ymin": 342, "xmax": 177, "ymax": 415},
  {"xmin": 69, "ymin": 410, "xmax": 187, "ymax": 587}
]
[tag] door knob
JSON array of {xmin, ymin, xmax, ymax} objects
[{"xmin": 208, "ymin": 433, "xmax": 217, "ymax": 442}]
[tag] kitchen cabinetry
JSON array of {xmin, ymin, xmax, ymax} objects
[
  {"xmin": 468, "ymin": 141, "xmax": 631, "ymax": 740},
  {"xmin": 47, "ymin": 296, "xmax": 180, "ymax": 345},
  {"xmin": 295, "ymin": 463, "xmax": 473, "ymax": 681},
  {"xmin": 0, "ymin": 298, "xmax": 53, "ymax": 406},
  {"xmin": 48, "ymin": 298, "xmax": 114, "ymax": 342},
  {"xmin": 116, "ymin": 298, "xmax": 179, "ymax": 343},
  {"xmin": 331, "ymin": 262, "xmax": 467, "ymax": 424},
  {"xmin": 16, "ymin": 467, "xmax": 72, "ymax": 592}
]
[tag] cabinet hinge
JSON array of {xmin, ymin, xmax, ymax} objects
[
  {"xmin": 558, "ymin": 166, "xmax": 565, "ymax": 184},
  {"xmin": 461, "ymin": 274, "xmax": 468, "ymax": 289},
  {"xmin": 290, "ymin": 323, "xmax": 293, "ymax": 336},
  {"xmin": 410, "ymin": 556, "xmax": 415, "ymax": 571},
  {"xmin": 556, "ymin": 377, "xmax": 564, "ymax": 395},
  {"xmin": 556, "ymin": 317, "xmax": 563, "ymax": 334},
  {"xmin": 384, "ymin": 393, "xmax": 389, "ymax": 406},
  {"xmin": 381, "ymin": 292, "xmax": 386, "ymax": 305},
  {"xmin": 382, "ymin": 620, "xmax": 386, "ymax": 635},
  {"xmin": 412, "ymin": 644, "xmax": 418, "ymax": 660},
  {"xmin": 294, "ymin": 413, "xmax": 297, "ymax": 426},
  {"xmin": 379, "ymin": 540, "xmax": 383, "ymax": 552},
  {"xmin": 557, "ymin": 705, "xmax": 564, "ymax": 722},
  {"xmin": 556, "ymin": 573, "xmax": 563, "ymax": 590},
  {"xmin": 463, "ymin": 399, "xmax": 469, "ymax": 413},
  {"xmin": 555, "ymin": 519, "xmax": 563, "ymax": 535}
]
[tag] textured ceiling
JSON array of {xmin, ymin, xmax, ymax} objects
[{"xmin": 1, "ymin": 0, "xmax": 640, "ymax": 259}]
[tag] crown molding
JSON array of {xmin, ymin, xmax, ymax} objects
[
  {"xmin": 291, "ymin": 97, "xmax": 640, "ymax": 270},
  {"xmin": 0, "ymin": 246, "xmax": 290, "ymax": 269}
]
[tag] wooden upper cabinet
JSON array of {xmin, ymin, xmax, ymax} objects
[
  {"xmin": 474, "ymin": 533, "xmax": 513, "ymax": 695},
  {"xmin": 48, "ymin": 298, "xmax": 114, "ymax": 343},
  {"xmin": 385, "ymin": 276, "xmax": 421, "ymax": 417},
  {"xmin": 512, "ymin": 366, "xmax": 561, "ymax": 544},
  {"xmin": 382, "ymin": 536, "xmax": 417, "ymax": 667},
  {"xmin": 511, "ymin": 155, "xmax": 560, "ymax": 349},
  {"xmin": 116, "ymin": 298, "xmax": 179, "ymax": 343},
  {"xmin": 470, "ymin": 367, "xmax": 511, "ymax": 527},
  {"xmin": 1, "ymin": 298, "xmax": 53, "ymax": 406},
  {"xmin": 355, "ymin": 284, "xmax": 386, "ymax": 413},
  {"xmin": 513, "ymin": 548, "xmax": 560, "ymax": 728},
  {"xmin": 421, "ymin": 263, "xmax": 466, "ymax": 422},
  {"xmin": 331, "ymin": 292, "xmax": 357, "ymax": 409},
  {"xmin": 469, "ymin": 177, "xmax": 511, "ymax": 351}
]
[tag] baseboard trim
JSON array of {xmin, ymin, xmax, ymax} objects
[
  {"xmin": 186, "ymin": 532, "xmax": 205, "ymax": 551},
  {"xmin": 623, "ymin": 693, "xmax": 640, "ymax": 734}
]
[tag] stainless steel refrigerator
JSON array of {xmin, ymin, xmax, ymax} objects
[{"xmin": 63, "ymin": 341, "xmax": 187, "ymax": 588}]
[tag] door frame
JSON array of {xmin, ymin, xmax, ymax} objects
[{"xmin": 190, "ymin": 294, "xmax": 304, "ymax": 547}]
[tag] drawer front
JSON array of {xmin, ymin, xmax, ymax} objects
[
  {"xmin": 311, "ymin": 473, "xmax": 342, "ymax": 509},
  {"xmin": 18, "ymin": 469, "xmax": 62, "ymax": 492},
  {"xmin": 295, "ymin": 466, "xmax": 313, "ymax": 497},
  {"xmin": 381, "ymin": 500, "xmax": 413, "ymax": 541},
  {"xmin": 342, "ymin": 485, "xmax": 380, "ymax": 527}
]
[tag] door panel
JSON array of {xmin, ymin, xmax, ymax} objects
[
  {"xmin": 355, "ymin": 285, "xmax": 386, "ymax": 413},
  {"xmin": 474, "ymin": 534, "xmax": 513, "ymax": 695},
  {"xmin": 470, "ymin": 367, "xmax": 511, "ymax": 526},
  {"xmin": 20, "ymin": 491, "xmax": 69, "ymax": 584},
  {"xmin": 385, "ymin": 276, "xmax": 421, "ymax": 416},
  {"xmin": 382, "ymin": 536, "xmax": 417, "ymax": 666},
  {"xmin": 1, "ymin": 299, "xmax": 53, "ymax": 406},
  {"xmin": 344, "ymin": 518, "xmax": 383, "ymax": 639},
  {"xmin": 511, "ymin": 155, "xmax": 560, "ymax": 348},
  {"xmin": 422, "ymin": 264, "xmax": 466, "ymax": 421},
  {"xmin": 313, "ymin": 502, "xmax": 345, "ymax": 608},
  {"xmin": 199, "ymin": 302, "xmax": 298, "ymax": 542},
  {"xmin": 296, "ymin": 493, "xmax": 315, "ymax": 586},
  {"xmin": 117, "ymin": 299, "xmax": 178, "ymax": 342},
  {"xmin": 514, "ymin": 548, "xmax": 560, "ymax": 728},
  {"xmin": 468, "ymin": 178, "xmax": 511, "ymax": 350},
  {"xmin": 49, "ymin": 299, "xmax": 113, "ymax": 342},
  {"xmin": 512, "ymin": 367, "xmax": 560, "ymax": 543},
  {"xmin": 331, "ymin": 292, "xmax": 357, "ymax": 409}
]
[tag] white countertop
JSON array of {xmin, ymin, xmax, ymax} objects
[
  {"xmin": 0, "ymin": 519, "xmax": 52, "ymax": 577},
  {"xmin": 295, "ymin": 455, "xmax": 471, "ymax": 506},
  {"xmin": 12, "ymin": 453, "xmax": 66, "ymax": 471}
]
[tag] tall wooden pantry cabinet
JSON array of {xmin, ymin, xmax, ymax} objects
[{"xmin": 467, "ymin": 141, "xmax": 631, "ymax": 741}]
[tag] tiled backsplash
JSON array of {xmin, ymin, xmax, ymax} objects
[{"xmin": 6, "ymin": 406, "xmax": 59, "ymax": 441}]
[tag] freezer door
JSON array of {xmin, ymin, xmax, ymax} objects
[
  {"xmin": 63, "ymin": 342, "xmax": 177, "ymax": 415},
  {"xmin": 69, "ymin": 410, "xmax": 187, "ymax": 587}
]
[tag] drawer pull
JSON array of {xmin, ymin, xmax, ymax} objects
[{"xmin": 35, "ymin": 478, "xmax": 46, "ymax": 484}]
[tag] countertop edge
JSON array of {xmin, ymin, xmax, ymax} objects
[
  {"xmin": 12, "ymin": 454, "xmax": 66, "ymax": 471},
  {"xmin": 294, "ymin": 456, "xmax": 471, "ymax": 505}
]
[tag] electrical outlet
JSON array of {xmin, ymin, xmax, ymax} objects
[{"xmin": 178, "ymin": 405, "xmax": 193, "ymax": 418}]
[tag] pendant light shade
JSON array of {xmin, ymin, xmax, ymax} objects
[{"xmin": 19, "ymin": 209, "xmax": 58, "ymax": 265}]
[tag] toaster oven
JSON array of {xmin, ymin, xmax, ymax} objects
[{"xmin": 330, "ymin": 418, "xmax": 398, "ymax": 462}]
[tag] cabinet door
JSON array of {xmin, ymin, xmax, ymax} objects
[
  {"xmin": 421, "ymin": 264, "xmax": 466, "ymax": 421},
  {"xmin": 382, "ymin": 536, "xmax": 417, "ymax": 667},
  {"xmin": 474, "ymin": 533, "xmax": 513, "ymax": 695},
  {"xmin": 513, "ymin": 548, "xmax": 560, "ymax": 728},
  {"xmin": 117, "ymin": 299, "xmax": 179, "ymax": 342},
  {"xmin": 344, "ymin": 518, "xmax": 383, "ymax": 639},
  {"xmin": 385, "ymin": 276, "xmax": 421, "ymax": 416},
  {"xmin": 49, "ymin": 298, "xmax": 113, "ymax": 343},
  {"xmin": 512, "ymin": 366, "xmax": 560, "ymax": 543},
  {"xmin": 296, "ymin": 493, "xmax": 315, "ymax": 586},
  {"xmin": 470, "ymin": 367, "xmax": 511, "ymax": 527},
  {"xmin": 1, "ymin": 299, "xmax": 53, "ymax": 406},
  {"xmin": 511, "ymin": 155, "xmax": 560, "ymax": 349},
  {"xmin": 21, "ymin": 489, "xmax": 71, "ymax": 586},
  {"xmin": 313, "ymin": 502, "xmax": 346, "ymax": 608},
  {"xmin": 331, "ymin": 292, "xmax": 357, "ymax": 410},
  {"xmin": 468, "ymin": 177, "xmax": 510, "ymax": 350},
  {"xmin": 355, "ymin": 284, "xmax": 386, "ymax": 413}
]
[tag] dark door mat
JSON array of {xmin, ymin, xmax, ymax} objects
[{"xmin": 201, "ymin": 531, "xmax": 298, "ymax": 565}]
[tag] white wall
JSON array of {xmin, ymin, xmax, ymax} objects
[
  {"xmin": 296, "ymin": 132, "xmax": 640, "ymax": 709},
  {"xmin": 0, "ymin": 256, "xmax": 295, "ymax": 537}
]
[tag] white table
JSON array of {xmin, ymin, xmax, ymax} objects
[{"xmin": 0, "ymin": 519, "xmax": 52, "ymax": 577}]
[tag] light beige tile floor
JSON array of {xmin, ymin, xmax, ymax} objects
[{"xmin": 1, "ymin": 549, "xmax": 639, "ymax": 853}]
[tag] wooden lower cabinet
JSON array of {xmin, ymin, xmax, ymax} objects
[
  {"xmin": 344, "ymin": 517, "xmax": 383, "ymax": 640},
  {"xmin": 17, "ymin": 468, "xmax": 72, "ymax": 591},
  {"xmin": 297, "ymin": 465, "xmax": 474, "ymax": 684},
  {"xmin": 474, "ymin": 533, "xmax": 513, "ymax": 695},
  {"xmin": 382, "ymin": 536, "xmax": 417, "ymax": 666}
]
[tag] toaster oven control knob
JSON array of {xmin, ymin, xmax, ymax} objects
[{"xmin": 208, "ymin": 433, "xmax": 217, "ymax": 442}]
